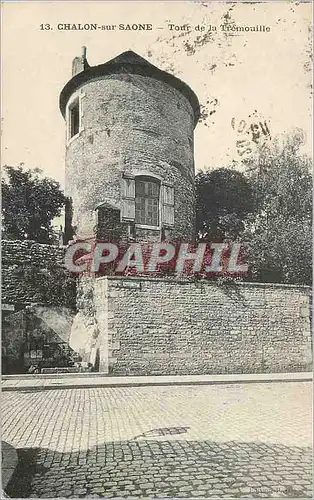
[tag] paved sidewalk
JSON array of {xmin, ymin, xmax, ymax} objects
[{"xmin": 1, "ymin": 372, "xmax": 312, "ymax": 391}]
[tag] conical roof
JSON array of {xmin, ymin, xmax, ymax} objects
[
  {"xmin": 60, "ymin": 49, "xmax": 200, "ymax": 125},
  {"xmin": 106, "ymin": 50, "xmax": 156, "ymax": 67}
]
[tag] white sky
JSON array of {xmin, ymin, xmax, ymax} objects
[{"xmin": 1, "ymin": 1, "xmax": 312, "ymax": 189}]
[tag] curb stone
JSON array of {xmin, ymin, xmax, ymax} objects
[{"xmin": 1, "ymin": 372, "xmax": 312, "ymax": 392}]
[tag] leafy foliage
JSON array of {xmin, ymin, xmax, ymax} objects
[
  {"xmin": 195, "ymin": 131, "xmax": 312, "ymax": 285},
  {"xmin": 244, "ymin": 131, "xmax": 312, "ymax": 285},
  {"xmin": 2, "ymin": 165, "xmax": 66, "ymax": 244},
  {"xmin": 196, "ymin": 168, "xmax": 256, "ymax": 241}
]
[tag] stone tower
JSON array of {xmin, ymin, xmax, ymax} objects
[{"xmin": 60, "ymin": 48, "xmax": 200, "ymax": 243}]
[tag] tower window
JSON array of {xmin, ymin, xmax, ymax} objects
[
  {"xmin": 135, "ymin": 176, "xmax": 160, "ymax": 227},
  {"xmin": 69, "ymin": 100, "xmax": 80, "ymax": 138}
]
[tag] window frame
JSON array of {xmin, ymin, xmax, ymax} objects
[
  {"xmin": 120, "ymin": 171, "xmax": 174, "ymax": 230},
  {"xmin": 66, "ymin": 90, "xmax": 85, "ymax": 145},
  {"xmin": 134, "ymin": 175, "xmax": 161, "ymax": 229},
  {"xmin": 69, "ymin": 100, "xmax": 80, "ymax": 139}
]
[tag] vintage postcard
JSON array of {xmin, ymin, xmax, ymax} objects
[{"xmin": 1, "ymin": 1, "xmax": 313, "ymax": 499}]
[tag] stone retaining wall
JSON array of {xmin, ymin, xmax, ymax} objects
[
  {"xmin": 2, "ymin": 240, "xmax": 76, "ymax": 308},
  {"xmin": 92, "ymin": 276, "xmax": 312, "ymax": 375}
]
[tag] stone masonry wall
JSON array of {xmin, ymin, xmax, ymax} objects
[
  {"xmin": 2, "ymin": 240, "xmax": 76, "ymax": 308},
  {"xmin": 93, "ymin": 277, "xmax": 312, "ymax": 375}
]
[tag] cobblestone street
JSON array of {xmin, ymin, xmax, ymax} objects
[{"xmin": 2, "ymin": 382, "xmax": 312, "ymax": 498}]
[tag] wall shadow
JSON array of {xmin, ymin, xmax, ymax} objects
[{"xmin": 5, "ymin": 439, "xmax": 312, "ymax": 498}]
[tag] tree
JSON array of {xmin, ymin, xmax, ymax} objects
[
  {"xmin": 2, "ymin": 165, "xmax": 66, "ymax": 244},
  {"xmin": 195, "ymin": 130, "xmax": 312, "ymax": 286},
  {"xmin": 195, "ymin": 168, "xmax": 256, "ymax": 241},
  {"xmin": 244, "ymin": 130, "xmax": 312, "ymax": 285}
]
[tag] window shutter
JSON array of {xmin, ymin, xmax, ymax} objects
[
  {"xmin": 162, "ymin": 184, "xmax": 174, "ymax": 227},
  {"xmin": 121, "ymin": 176, "xmax": 135, "ymax": 221}
]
